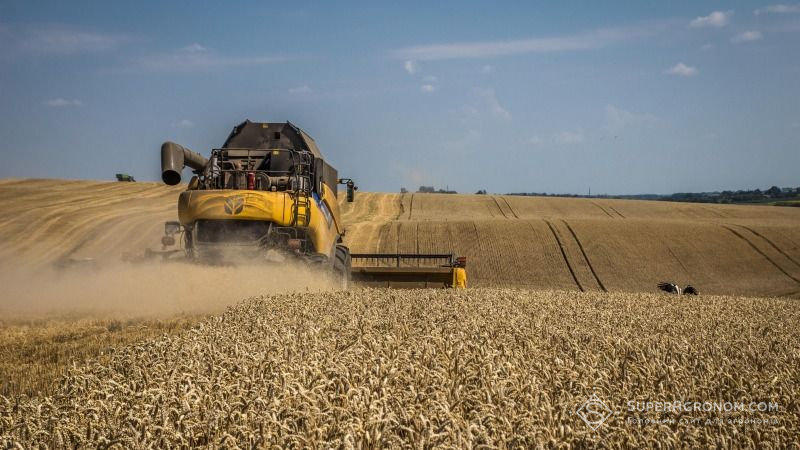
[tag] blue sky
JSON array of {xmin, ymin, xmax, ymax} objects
[{"xmin": 0, "ymin": 1, "xmax": 798, "ymax": 194}]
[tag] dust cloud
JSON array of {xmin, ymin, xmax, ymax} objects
[{"xmin": 0, "ymin": 255, "xmax": 336, "ymax": 319}]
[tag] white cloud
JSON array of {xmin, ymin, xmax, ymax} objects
[
  {"xmin": 689, "ymin": 10, "xmax": 734, "ymax": 28},
  {"xmin": 553, "ymin": 129, "xmax": 585, "ymax": 145},
  {"xmin": 732, "ymin": 30, "xmax": 763, "ymax": 43},
  {"xmin": 475, "ymin": 88, "xmax": 511, "ymax": 119},
  {"xmin": 701, "ymin": 43, "xmax": 715, "ymax": 50},
  {"xmin": 391, "ymin": 24, "xmax": 658, "ymax": 61},
  {"xmin": 288, "ymin": 85, "xmax": 313, "ymax": 95},
  {"xmin": 481, "ymin": 64, "xmax": 495, "ymax": 74},
  {"xmin": 181, "ymin": 43, "xmax": 207, "ymax": 52},
  {"xmin": 404, "ymin": 60, "xmax": 418, "ymax": 74},
  {"xmin": 755, "ymin": 4, "xmax": 800, "ymax": 15},
  {"xmin": 666, "ymin": 62, "xmax": 698, "ymax": 77},
  {"xmin": 22, "ymin": 28, "xmax": 128, "ymax": 55},
  {"xmin": 45, "ymin": 98, "xmax": 82, "ymax": 107},
  {"xmin": 172, "ymin": 119, "xmax": 194, "ymax": 128},
  {"xmin": 127, "ymin": 46, "xmax": 284, "ymax": 72},
  {"xmin": 420, "ymin": 84, "xmax": 435, "ymax": 93}
]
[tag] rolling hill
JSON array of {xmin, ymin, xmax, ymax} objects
[{"xmin": 1, "ymin": 179, "xmax": 798, "ymax": 297}]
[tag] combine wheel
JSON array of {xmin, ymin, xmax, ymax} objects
[{"xmin": 333, "ymin": 245, "xmax": 352, "ymax": 290}]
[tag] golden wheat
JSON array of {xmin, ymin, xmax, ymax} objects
[{"xmin": 1, "ymin": 288, "xmax": 798, "ymax": 448}]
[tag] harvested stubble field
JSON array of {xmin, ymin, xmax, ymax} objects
[
  {"xmin": 1, "ymin": 179, "xmax": 799, "ymax": 447},
  {"xmin": 2, "ymin": 289, "xmax": 799, "ymax": 448},
  {"xmin": 1, "ymin": 179, "xmax": 799, "ymax": 298}
]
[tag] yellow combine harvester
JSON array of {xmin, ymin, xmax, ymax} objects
[{"xmin": 157, "ymin": 120, "xmax": 466, "ymax": 288}]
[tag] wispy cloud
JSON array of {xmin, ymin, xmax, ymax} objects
[
  {"xmin": 403, "ymin": 60, "xmax": 418, "ymax": 74},
  {"xmin": 732, "ymin": 30, "xmax": 763, "ymax": 43},
  {"xmin": 126, "ymin": 45, "xmax": 285, "ymax": 72},
  {"xmin": 689, "ymin": 11, "xmax": 734, "ymax": 28},
  {"xmin": 666, "ymin": 62, "xmax": 698, "ymax": 77},
  {"xmin": 605, "ymin": 105, "xmax": 659, "ymax": 131},
  {"xmin": 701, "ymin": 43, "xmax": 715, "ymax": 50},
  {"xmin": 420, "ymin": 84, "xmax": 435, "ymax": 93},
  {"xmin": 755, "ymin": 4, "xmax": 800, "ymax": 15},
  {"xmin": 172, "ymin": 119, "xmax": 194, "ymax": 128},
  {"xmin": 45, "ymin": 98, "xmax": 82, "ymax": 107},
  {"xmin": 180, "ymin": 43, "xmax": 207, "ymax": 52},
  {"xmin": 553, "ymin": 129, "xmax": 585, "ymax": 145},
  {"xmin": 475, "ymin": 88, "xmax": 511, "ymax": 119},
  {"xmin": 288, "ymin": 85, "xmax": 313, "ymax": 95},
  {"xmin": 529, "ymin": 129, "xmax": 586, "ymax": 146},
  {"xmin": 391, "ymin": 24, "xmax": 659, "ymax": 61},
  {"xmin": 22, "ymin": 27, "xmax": 130, "ymax": 55},
  {"xmin": 481, "ymin": 64, "xmax": 495, "ymax": 74}
]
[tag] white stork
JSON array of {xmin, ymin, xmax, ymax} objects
[{"xmin": 658, "ymin": 282, "xmax": 698, "ymax": 295}]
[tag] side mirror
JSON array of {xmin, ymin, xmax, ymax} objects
[
  {"xmin": 165, "ymin": 221, "xmax": 181, "ymax": 236},
  {"xmin": 338, "ymin": 178, "xmax": 358, "ymax": 203}
]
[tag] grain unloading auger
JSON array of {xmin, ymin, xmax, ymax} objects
[{"xmin": 153, "ymin": 119, "xmax": 466, "ymax": 288}]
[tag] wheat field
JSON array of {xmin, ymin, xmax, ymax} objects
[{"xmin": 2, "ymin": 289, "xmax": 798, "ymax": 448}]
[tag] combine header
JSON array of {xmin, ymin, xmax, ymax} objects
[
  {"xmin": 154, "ymin": 119, "xmax": 466, "ymax": 288},
  {"xmin": 351, "ymin": 254, "xmax": 467, "ymax": 288}
]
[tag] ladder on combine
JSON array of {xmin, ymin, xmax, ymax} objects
[
  {"xmin": 292, "ymin": 191, "xmax": 311, "ymax": 227},
  {"xmin": 291, "ymin": 154, "xmax": 313, "ymax": 227}
]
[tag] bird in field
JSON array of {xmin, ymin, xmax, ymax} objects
[{"xmin": 658, "ymin": 282, "xmax": 699, "ymax": 295}]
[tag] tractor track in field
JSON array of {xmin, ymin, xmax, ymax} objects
[
  {"xmin": 607, "ymin": 205, "xmax": 626, "ymax": 219},
  {"xmin": 375, "ymin": 222, "xmax": 391, "ymax": 253},
  {"xmin": 722, "ymin": 225, "xmax": 800, "ymax": 285},
  {"xmin": 501, "ymin": 197, "xmax": 519, "ymax": 219},
  {"xmin": 562, "ymin": 219, "xmax": 607, "ymax": 292},
  {"xmin": 702, "ymin": 206, "xmax": 729, "ymax": 219},
  {"xmin": 491, "ymin": 196, "xmax": 509, "ymax": 219},
  {"xmin": 590, "ymin": 201, "xmax": 616, "ymax": 219},
  {"xmin": 395, "ymin": 193, "xmax": 406, "ymax": 220},
  {"xmin": 408, "ymin": 194, "xmax": 414, "ymax": 220},
  {"xmin": 732, "ymin": 224, "xmax": 800, "ymax": 268},
  {"xmin": 544, "ymin": 219, "xmax": 584, "ymax": 292},
  {"xmin": 415, "ymin": 223, "xmax": 420, "ymax": 255},
  {"xmin": 667, "ymin": 246, "xmax": 692, "ymax": 277}
]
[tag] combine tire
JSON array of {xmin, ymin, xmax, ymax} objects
[{"xmin": 333, "ymin": 245, "xmax": 352, "ymax": 290}]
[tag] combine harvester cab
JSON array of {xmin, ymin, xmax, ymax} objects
[{"xmin": 158, "ymin": 120, "xmax": 352, "ymax": 286}]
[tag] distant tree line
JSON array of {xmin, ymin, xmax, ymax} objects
[
  {"xmin": 417, "ymin": 186, "xmax": 458, "ymax": 194},
  {"xmin": 506, "ymin": 186, "xmax": 800, "ymax": 206},
  {"xmin": 663, "ymin": 186, "xmax": 799, "ymax": 204}
]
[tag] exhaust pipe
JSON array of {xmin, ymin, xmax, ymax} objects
[{"xmin": 160, "ymin": 141, "xmax": 209, "ymax": 185}]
